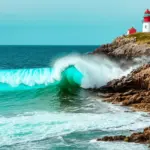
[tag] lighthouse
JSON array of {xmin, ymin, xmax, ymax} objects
[{"xmin": 143, "ymin": 9, "xmax": 150, "ymax": 32}]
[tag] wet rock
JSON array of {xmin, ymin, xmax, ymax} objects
[
  {"xmin": 97, "ymin": 135, "xmax": 126, "ymax": 142},
  {"xmin": 97, "ymin": 64, "xmax": 150, "ymax": 112},
  {"xmin": 97, "ymin": 127, "xmax": 150, "ymax": 144},
  {"xmin": 92, "ymin": 34, "xmax": 150, "ymax": 146}
]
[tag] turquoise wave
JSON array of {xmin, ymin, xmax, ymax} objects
[{"xmin": 0, "ymin": 66, "xmax": 83, "ymax": 91}]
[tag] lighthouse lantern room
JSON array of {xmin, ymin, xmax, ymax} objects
[{"xmin": 143, "ymin": 9, "xmax": 150, "ymax": 32}]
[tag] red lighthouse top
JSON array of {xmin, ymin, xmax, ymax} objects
[
  {"xmin": 143, "ymin": 9, "xmax": 150, "ymax": 22},
  {"xmin": 145, "ymin": 9, "xmax": 150, "ymax": 14}
]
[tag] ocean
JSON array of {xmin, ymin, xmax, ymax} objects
[{"xmin": 0, "ymin": 45, "xmax": 149, "ymax": 150}]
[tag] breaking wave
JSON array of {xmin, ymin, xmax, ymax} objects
[{"xmin": 0, "ymin": 54, "xmax": 135, "ymax": 91}]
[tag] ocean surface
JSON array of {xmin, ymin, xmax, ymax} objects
[{"xmin": 0, "ymin": 45, "xmax": 149, "ymax": 150}]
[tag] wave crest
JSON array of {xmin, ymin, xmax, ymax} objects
[
  {"xmin": 52, "ymin": 54, "xmax": 130, "ymax": 88},
  {"xmin": 0, "ymin": 54, "xmax": 133, "ymax": 91}
]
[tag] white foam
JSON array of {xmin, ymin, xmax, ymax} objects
[
  {"xmin": 0, "ymin": 54, "xmax": 149, "ymax": 89},
  {"xmin": 0, "ymin": 111, "xmax": 149, "ymax": 147},
  {"xmin": 52, "ymin": 54, "xmax": 133, "ymax": 88},
  {"xmin": 90, "ymin": 141, "xmax": 149, "ymax": 150}
]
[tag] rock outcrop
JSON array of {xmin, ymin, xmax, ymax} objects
[
  {"xmin": 97, "ymin": 64, "xmax": 150, "ymax": 112},
  {"xmin": 97, "ymin": 127, "xmax": 150, "ymax": 145},
  {"xmin": 91, "ymin": 33, "xmax": 150, "ymax": 146},
  {"xmin": 95, "ymin": 64, "xmax": 150, "ymax": 145},
  {"xmin": 93, "ymin": 34, "xmax": 150, "ymax": 59}
]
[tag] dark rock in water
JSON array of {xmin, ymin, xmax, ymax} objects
[
  {"xmin": 97, "ymin": 135, "xmax": 126, "ymax": 142},
  {"xmin": 97, "ymin": 127, "xmax": 150, "ymax": 144}
]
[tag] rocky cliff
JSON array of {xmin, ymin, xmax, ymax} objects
[
  {"xmin": 93, "ymin": 33, "xmax": 150, "ymax": 59},
  {"xmin": 95, "ymin": 62, "xmax": 150, "ymax": 146},
  {"xmin": 93, "ymin": 33, "xmax": 150, "ymax": 145},
  {"xmin": 98, "ymin": 64, "xmax": 150, "ymax": 112},
  {"xmin": 92, "ymin": 33, "xmax": 150, "ymax": 112}
]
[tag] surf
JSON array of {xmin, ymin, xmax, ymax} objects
[
  {"xmin": 0, "ymin": 111, "xmax": 149, "ymax": 147},
  {"xmin": 0, "ymin": 54, "xmax": 134, "ymax": 91}
]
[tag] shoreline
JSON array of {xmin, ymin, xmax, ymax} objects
[
  {"xmin": 91, "ymin": 33, "xmax": 150, "ymax": 145},
  {"xmin": 98, "ymin": 64, "xmax": 150, "ymax": 112}
]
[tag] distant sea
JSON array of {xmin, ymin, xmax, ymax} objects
[{"xmin": 0, "ymin": 46, "xmax": 149, "ymax": 150}]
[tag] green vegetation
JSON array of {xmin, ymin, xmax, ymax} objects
[{"xmin": 127, "ymin": 32, "xmax": 150, "ymax": 44}]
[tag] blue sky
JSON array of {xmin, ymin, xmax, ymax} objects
[{"xmin": 0, "ymin": 0, "xmax": 149, "ymax": 45}]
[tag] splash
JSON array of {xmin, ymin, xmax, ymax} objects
[
  {"xmin": 0, "ymin": 54, "xmax": 140, "ymax": 91},
  {"xmin": 52, "ymin": 54, "xmax": 132, "ymax": 88}
]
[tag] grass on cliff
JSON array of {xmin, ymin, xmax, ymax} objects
[{"xmin": 127, "ymin": 32, "xmax": 150, "ymax": 45}]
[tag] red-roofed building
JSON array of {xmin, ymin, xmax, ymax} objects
[
  {"xmin": 143, "ymin": 9, "xmax": 150, "ymax": 32},
  {"xmin": 127, "ymin": 27, "xmax": 137, "ymax": 35}
]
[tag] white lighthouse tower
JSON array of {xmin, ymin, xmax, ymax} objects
[{"xmin": 143, "ymin": 9, "xmax": 150, "ymax": 32}]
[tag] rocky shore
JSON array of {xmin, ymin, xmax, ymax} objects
[
  {"xmin": 93, "ymin": 33, "xmax": 150, "ymax": 145},
  {"xmin": 98, "ymin": 64, "xmax": 150, "ymax": 112},
  {"xmin": 92, "ymin": 33, "xmax": 150, "ymax": 58}
]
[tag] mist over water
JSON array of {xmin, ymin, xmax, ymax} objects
[{"xmin": 0, "ymin": 46, "xmax": 149, "ymax": 150}]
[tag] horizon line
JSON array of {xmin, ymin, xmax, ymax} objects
[{"xmin": 0, "ymin": 45, "xmax": 100, "ymax": 46}]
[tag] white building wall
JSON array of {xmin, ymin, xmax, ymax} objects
[{"xmin": 143, "ymin": 22, "xmax": 150, "ymax": 32}]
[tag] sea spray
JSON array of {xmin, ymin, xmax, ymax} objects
[
  {"xmin": 0, "ymin": 54, "xmax": 148, "ymax": 91},
  {"xmin": 0, "ymin": 46, "xmax": 149, "ymax": 150},
  {"xmin": 52, "ymin": 54, "xmax": 132, "ymax": 88}
]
